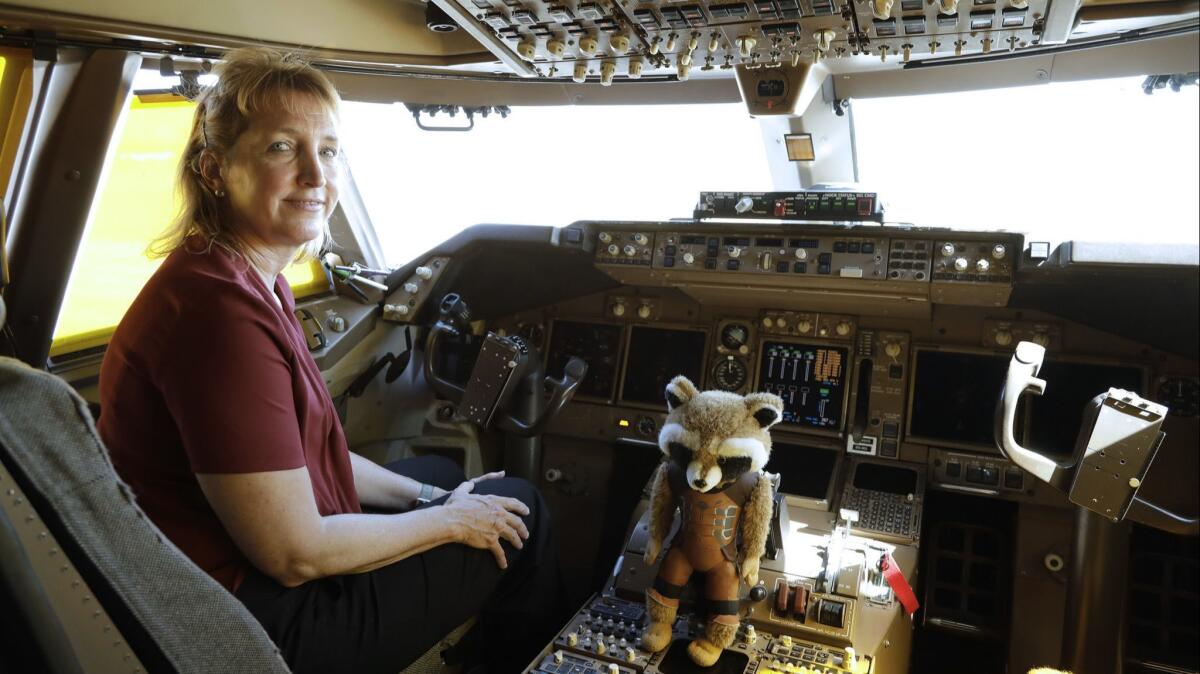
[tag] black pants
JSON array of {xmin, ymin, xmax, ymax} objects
[{"xmin": 235, "ymin": 455, "xmax": 567, "ymax": 674}]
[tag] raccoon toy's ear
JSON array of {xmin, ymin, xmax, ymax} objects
[
  {"xmin": 665, "ymin": 376, "xmax": 699, "ymax": 410},
  {"xmin": 745, "ymin": 393, "xmax": 784, "ymax": 428}
]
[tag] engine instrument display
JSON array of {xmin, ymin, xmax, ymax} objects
[
  {"xmin": 758, "ymin": 341, "xmax": 848, "ymax": 429},
  {"xmin": 1027, "ymin": 360, "xmax": 1144, "ymax": 458},
  {"xmin": 547, "ymin": 320, "xmax": 623, "ymax": 400},
  {"xmin": 621, "ymin": 327, "xmax": 708, "ymax": 406}
]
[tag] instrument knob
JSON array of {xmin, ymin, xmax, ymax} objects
[
  {"xmin": 995, "ymin": 330, "xmax": 1013, "ymax": 346},
  {"xmin": 776, "ymin": 317, "xmax": 788, "ymax": 329},
  {"xmin": 836, "ymin": 321, "xmax": 852, "ymax": 336},
  {"xmin": 676, "ymin": 59, "xmax": 691, "ymax": 81},
  {"xmin": 554, "ymin": 651, "xmax": 564, "ymax": 664},
  {"xmin": 596, "ymin": 641, "xmax": 607, "ymax": 655},
  {"xmin": 780, "ymin": 635, "xmax": 793, "ymax": 648},
  {"xmin": 625, "ymin": 647, "xmax": 637, "ymax": 662},
  {"xmin": 612, "ymin": 303, "xmax": 626, "ymax": 317},
  {"xmin": 598, "ymin": 231, "xmax": 612, "ymax": 243},
  {"xmin": 516, "ymin": 39, "xmax": 537, "ymax": 61},
  {"xmin": 795, "ymin": 248, "xmax": 808, "ymax": 260},
  {"xmin": 759, "ymin": 252, "xmax": 774, "ymax": 271},
  {"xmin": 982, "ymin": 37, "xmax": 993, "ymax": 53},
  {"xmin": 797, "ymin": 319, "xmax": 813, "ymax": 334},
  {"xmin": 607, "ymin": 244, "xmax": 620, "ymax": 256},
  {"xmin": 872, "ymin": 0, "xmax": 894, "ymax": 19},
  {"xmin": 623, "ymin": 244, "xmax": 637, "ymax": 257},
  {"xmin": 682, "ymin": 252, "xmax": 696, "ymax": 265},
  {"xmin": 939, "ymin": 0, "xmax": 958, "ymax": 13},
  {"xmin": 736, "ymin": 35, "xmax": 758, "ymax": 58},
  {"xmin": 572, "ymin": 62, "xmax": 588, "ymax": 83},
  {"xmin": 745, "ymin": 624, "xmax": 758, "ymax": 644},
  {"xmin": 633, "ymin": 233, "xmax": 648, "ymax": 245},
  {"xmin": 884, "ymin": 341, "xmax": 902, "ymax": 357},
  {"xmin": 579, "ymin": 36, "xmax": 599, "ymax": 55},
  {"xmin": 599, "ymin": 61, "xmax": 616, "ymax": 86},
  {"xmin": 749, "ymin": 585, "xmax": 768, "ymax": 601},
  {"xmin": 415, "ymin": 266, "xmax": 433, "ymax": 280},
  {"xmin": 546, "ymin": 39, "xmax": 566, "ymax": 58},
  {"xmin": 954, "ymin": 257, "xmax": 969, "ymax": 271},
  {"xmin": 992, "ymin": 243, "xmax": 1007, "ymax": 259},
  {"xmin": 708, "ymin": 33, "xmax": 721, "ymax": 52},
  {"xmin": 728, "ymin": 246, "xmax": 743, "ymax": 258},
  {"xmin": 735, "ymin": 196, "xmax": 756, "ymax": 213},
  {"xmin": 762, "ymin": 317, "xmax": 774, "ymax": 328},
  {"xmin": 941, "ymin": 242, "xmax": 956, "ymax": 257},
  {"xmin": 637, "ymin": 304, "xmax": 652, "ymax": 319},
  {"xmin": 1032, "ymin": 332, "xmax": 1050, "ymax": 347},
  {"xmin": 627, "ymin": 57, "xmax": 644, "ymax": 79},
  {"xmin": 567, "ymin": 632, "xmax": 579, "ymax": 646},
  {"xmin": 666, "ymin": 33, "xmax": 678, "ymax": 51},
  {"xmin": 403, "ymin": 282, "xmax": 419, "ymax": 293},
  {"xmin": 814, "ymin": 28, "xmax": 836, "ymax": 53},
  {"xmin": 608, "ymin": 663, "xmax": 620, "ymax": 674},
  {"xmin": 976, "ymin": 259, "xmax": 991, "ymax": 273},
  {"xmin": 610, "ymin": 34, "xmax": 631, "ymax": 53}
]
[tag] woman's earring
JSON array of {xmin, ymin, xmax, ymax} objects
[{"xmin": 215, "ymin": 188, "xmax": 226, "ymax": 198}]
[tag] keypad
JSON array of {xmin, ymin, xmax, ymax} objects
[{"xmin": 841, "ymin": 487, "xmax": 915, "ymax": 537}]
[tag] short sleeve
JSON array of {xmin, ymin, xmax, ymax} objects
[{"xmin": 155, "ymin": 285, "xmax": 306, "ymax": 474}]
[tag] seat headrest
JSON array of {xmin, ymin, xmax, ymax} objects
[{"xmin": 0, "ymin": 294, "xmax": 6, "ymax": 332}]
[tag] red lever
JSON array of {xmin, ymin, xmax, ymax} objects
[{"xmin": 881, "ymin": 553, "xmax": 920, "ymax": 616}]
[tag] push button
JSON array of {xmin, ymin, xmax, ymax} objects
[
  {"xmin": 1004, "ymin": 468, "xmax": 1024, "ymax": 490},
  {"xmin": 880, "ymin": 440, "xmax": 898, "ymax": 458},
  {"xmin": 882, "ymin": 422, "xmax": 899, "ymax": 438},
  {"xmin": 945, "ymin": 461, "xmax": 961, "ymax": 478}
]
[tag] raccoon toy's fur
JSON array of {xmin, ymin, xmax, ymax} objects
[{"xmin": 640, "ymin": 376, "xmax": 784, "ymax": 667}]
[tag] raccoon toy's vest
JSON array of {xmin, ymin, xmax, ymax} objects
[{"xmin": 666, "ymin": 463, "xmax": 759, "ymax": 566}]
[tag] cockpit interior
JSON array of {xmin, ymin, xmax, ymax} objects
[{"xmin": 0, "ymin": 1, "xmax": 1197, "ymax": 673}]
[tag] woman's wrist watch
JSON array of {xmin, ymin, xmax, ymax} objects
[{"xmin": 415, "ymin": 483, "xmax": 435, "ymax": 506}]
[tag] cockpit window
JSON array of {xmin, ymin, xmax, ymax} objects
[
  {"xmin": 50, "ymin": 91, "xmax": 328, "ymax": 358},
  {"xmin": 852, "ymin": 76, "xmax": 1199, "ymax": 247},
  {"xmin": 339, "ymin": 102, "xmax": 773, "ymax": 266}
]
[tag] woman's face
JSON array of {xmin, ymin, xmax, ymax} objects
[{"xmin": 220, "ymin": 92, "xmax": 341, "ymax": 253}]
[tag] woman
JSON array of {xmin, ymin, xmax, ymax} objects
[{"xmin": 98, "ymin": 48, "xmax": 564, "ymax": 673}]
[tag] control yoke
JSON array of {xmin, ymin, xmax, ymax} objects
[
  {"xmin": 423, "ymin": 293, "xmax": 588, "ymax": 437},
  {"xmin": 995, "ymin": 341, "xmax": 1198, "ymax": 535}
]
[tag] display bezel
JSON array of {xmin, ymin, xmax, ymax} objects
[
  {"xmin": 768, "ymin": 434, "xmax": 844, "ymax": 511},
  {"xmin": 544, "ymin": 319, "xmax": 627, "ymax": 404},
  {"xmin": 617, "ymin": 323, "xmax": 712, "ymax": 410},
  {"xmin": 905, "ymin": 345, "xmax": 1149, "ymax": 455},
  {"xmin": 752, "ymin": 338, "xmax": 852, "ymax": 437}
]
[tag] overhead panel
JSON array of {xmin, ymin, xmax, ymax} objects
[{"xmin": 432, "ymin": 0, "xmax": 1056, "ymax": 83}]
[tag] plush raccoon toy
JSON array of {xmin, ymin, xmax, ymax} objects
[{"xmin": 641, "ymin": 375, "xmax": 783, "ymax": 667}]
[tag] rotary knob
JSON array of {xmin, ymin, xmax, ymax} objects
[
  {"xmin": 1032, "ymin": 332, "xmax": 1050, "ymax": 347},
  {"xmin": 637, "ymin": 304, "xmax": 652, "ymax": 319},
  {"xmin": 403, "ymin": 282, "xmax": 419, "ymax": 293},
  {"xmin": 759, "ymin": 252, "xmax": 774, "ymax": 271},
  {"xmin": 939, "ymin": 0, "xmax": 959, "ymax": 13},
  {"xmin": 992, "ymin": 243, "xmax": 1007, "ymax": 259},
  {"xmin": 546, "ymin": 39, "xmax": 566, "ymax": 58},
  {"xmin": 625, "ymin": 647, "xmax": 637, "ymax": 662},
  {"xmin": 941, "ymin": 242, "xmax": 956, "ymax": 257},
  {"xmin": 567, "ymin": 632, "xmax": 579, "ymax": 646},
  {"xmin": 516, "ymin": 39, "xmax": 537, "ymax": 61},
  {"xmin": 835, "ymin": 321, "xmax": 852, "ymax": 336},
  {"xmin": 599, "ymin": 61, "xmax": 616, "ymax": 86},
  {"xmin": 872, "ymin": 0, "xmax": 894, "ymax": 19},
  {"xmin": 795, "ymin": 248, "xmax": 808, "ymax": 260},
  {"xmin": 596, "ymin": 641, "xmax": 606, "ymax": 656},
  {"xmin": 627, "ymin": 57, "xmax": 644, "ymax": 79},
  {"xmin": 633, "ymin": 233, "xmax": 648, "ymax": 245},
  {"xmin": 682, "ymin": 252, "xmax": 696, "ymax": 265},
  {"xmin": 579, "ymin": 36, "xmax": 599, "ymax": 55},
  {"xmin": 884, "ymin": 341, "xmax": 902, "ymax": 357},
  {"xmin": 745, "ymin": 624, "xmax": 758, "ymax": 644},
  {"xmin": 598, "ymin": 232, "xmax": 612, "ymax": 243},
  {"xmin": 572, "ymin": 62, "xmax": 588, "ymax": 83},
  {"xmin": 623, "ymin": 244, "xmax": 637, "ymax": 257},
  {"xmin": 780, "ymin": 635, "xmax": 793, "ymax": 648},
  {"xmin": 608, "ymin": 663, "xmax": 620, "ymax": 674},
  {"xmin": 610, "ymin": 34, "xmax": 631, "ymax": 53},
  {"xmin": 554, "ymin": 651, "xmax": 564, "ymax": 665},
  {"xmin": 762, "ymin": 316, "xmax": 774, "ymax": 328},
  {"xmin": 612, "ymin": 303, "xmax": 626, "ymax": 317},
  {"xmin": 775, "ymin": 317, "xmax": 788, "ymax": 329},
  {"xmin": 976, "ymin": 259, "xmax": 991, "ymax": 273},
  {"xmin": 728, "ymin": 246, "xmax": 743, "ymax": 258},
  {"xmin": 954, "ymin": 257, "xmax": 969, "ymax": 271},
  {"xmin": 607, "ymin": 244, "xmax": 620, "ymax": 256},
  {"xmin": 677, "ymin": 59, "xmax": 691, "ymax": 81},
  {"xmin": 994, "ymin": 330, "xmax": 1013, "ymax": 346},
  {"xmin": 735, "ymin": 35, "xmax": 758, "ymax": 58},
  {"xmin": 797, "ymin": 319, "xmax": 813, "ymax": 334},
  {"xmin": 415, "ymin": 266, "xmax": 433, "ymax": 280}
]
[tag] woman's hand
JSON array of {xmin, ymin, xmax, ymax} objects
[
  {"xmin": 442, "ymin": 480, "xmax": 530, "ymax": 569},
  {"xmin": 427, "ymin": 470, "xmax": 506, "ymax": 502}
]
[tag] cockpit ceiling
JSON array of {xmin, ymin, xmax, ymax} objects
[{"xmin": 3, "ymin": 0, "xmax": 1197, "ymax": 87}]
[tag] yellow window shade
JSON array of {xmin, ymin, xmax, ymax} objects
[{"xmin": 51, "ymin": 94, "xmax": 331, "ymax": 358}]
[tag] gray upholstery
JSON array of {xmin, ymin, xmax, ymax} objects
[{"xmin": 0, "ymin": 355, "xmax": 290, "ymax": 673}]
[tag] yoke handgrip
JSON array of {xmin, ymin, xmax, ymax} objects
[
  {"xmin": 995, "ymin": 342, "xmax": 1070, "ymax": 489},
  {"xmin": 497, "ymin": 357, "xmax": 587, "ymax": 437}
]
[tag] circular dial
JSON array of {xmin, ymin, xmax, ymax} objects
[
  {"xmin": 1156, "ymin": 377, "xmax": 1200, "ymax": 417},
  {"xmin": 712, "ymin": 357, "xmax": 749, "ymax": 391},
  {"xmin": 720, "ymin": 323, "xmax": 750, "ymax": 351}
]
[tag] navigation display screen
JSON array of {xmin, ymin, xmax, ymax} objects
[
  {"xmin": 909, "ymin": 349, "xmax": 1010, "ymax": 449},
  {"xmin": 621, "ymin": 327, "xmax": 707, "ymax": 405},
  {"xmin": 853, "ymin": 462, "xmax": 919, "ymax": 495},
  {"xmin": 547, "ymin": 321, "xmax": 623, "ymax": 400},
  {"xmin": 758, "ymin": 341, "xmax": 848, "ymax": 429},
  {"xmin": 768, "ymin": 442, "xmax": 838, "ymax": 499},
  {"xmin": 1027, "ymin": 361, "xmax": 1143, "ymax": 457}
]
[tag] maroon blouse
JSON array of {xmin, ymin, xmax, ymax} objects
[{"xmin": 98, "ymin": 242, "xmax": 359, "ymax": 592}]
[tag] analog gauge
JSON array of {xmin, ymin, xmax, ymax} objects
[
  {"xmin": 1156, "ymin": 377, "xmax": 1200, "ymax": 417},
  {"xmin": 720, "ymin": 323, "xmax": 750, "ymax": 351},
  {"xmin": 712, "ymin": 356, "xmax": 749, "ymax": 391}
]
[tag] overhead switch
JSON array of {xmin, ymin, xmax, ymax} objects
[
  {"xmin": 677, "ymin": 59, "xmax": 692, "ymax": 80},
  {"xmin": 573, "ymin": 62, "xmax": 589, "ymax": 83},
  {"xmin": 579, "ymin": 36, "xmax": 599, "ymax": 55},
  {"xmin": 736, "ymin": 35, "xmax": 758, "ymax": 58},
  {"xmin": 939, "ymin": 0, "xmax": 959, "ymax": 13},
  {"xmin": 547, "ymin": 39, "xmax": 566, "ymax": 58},
  {"xmin": 610, "ymin": 34, "xmax": 631, "ymax": 53},
  {"xmin": 814, "ymin": 28, "xmax": 836, "ymax": 53},
  {"xmin": 516, "ymin": 39, "xmax": 537, "ymax": 61},
  {"xmin": 600, "ymin": 61, "xmax": 616, "ymax": 86},
  {"xmin": 872, "ymin": 0, "xmax": 894, "ymax": 20},
  {"xmin": 627, "ymin": 57, "xmax": 644, "ymax": 78}
]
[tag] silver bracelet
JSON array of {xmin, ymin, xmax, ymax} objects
[{"xmin": 415, "ymin": 482, "xmax": 435, "ymax": 505}]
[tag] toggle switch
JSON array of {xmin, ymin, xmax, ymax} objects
[
  {"xmin": 929, "ymin": 39, "xmax": 940, "ymax": 54},
  {"xmin": 627, "ymin": 57, "xmax": 644, "ymax": 78},
  {"xmin": 982, "ymin": 36, "xmax": 993, "ymax": 53},
  {"xmin": 676, "ymin": 58, "xmax": 692, "ymax": 80},
  {"xmin": 901, "ymin": 43, "xmax": 912, "ymax": 63},
  {"xmin": 736, "ymin": 35, "xmax": 758, "ymax": 58},
  {"xmin": 814, "ymin": 28, "xmax": 836, "ymax": 52},
  {"xmin": 415, "ymin": 266, "xmax": 433, "ymax": 280},
  {"xmin": 600, "ymin": 61, "xmax": 616, "ymax": 86},
  {"xmin": 573, "ymin": 62, "xmax": 588, "ymax": 83},
  {"xmin": 709, "ymin": 33, "xmax": 721, "ymax": 51},
  {"xmin": 649, "ymin": 37, "xmax": 661, "ymax": 54},
  {"xmin": 666, "ymin": 32, "xmax": 678, "ymax": 51}
]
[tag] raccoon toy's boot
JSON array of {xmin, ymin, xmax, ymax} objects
[
  {"xmin": 686, "ymin": 616, "xmax": 739, "ymax": 667},
  {"xmin": 641, "ymin": 591, "xmax": 678, "ymax": 653}
]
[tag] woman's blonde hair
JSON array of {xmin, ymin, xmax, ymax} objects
[{"xmin": 150, "ymin": 47, "xmax": 341, "ymax": 262}]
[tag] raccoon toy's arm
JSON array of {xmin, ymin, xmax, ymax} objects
[
  {"xmin": 644, "ymin": 462, "xmax": 676, "ymax": 565},
  {"xmin": 738, "ymin": 473, "xmax": 775, "ymax": 586}
]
